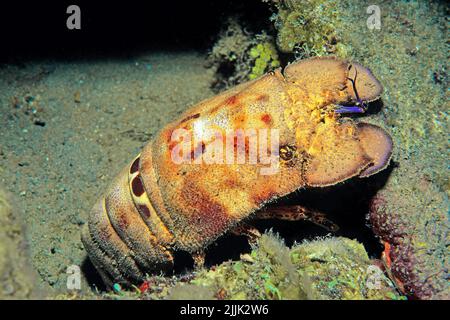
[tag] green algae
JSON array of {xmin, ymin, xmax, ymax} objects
[{"xmin": 248, "ymin": 42, "xmax": 280, "ymax": 80}]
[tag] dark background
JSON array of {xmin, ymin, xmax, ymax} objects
[{"xmin": 0, "ymin": 0, "xmax": 273, "ymax": 61}]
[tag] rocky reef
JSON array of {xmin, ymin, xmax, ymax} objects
[
  {"xmin": 184, "ymin": 234, "xmax": 402, "ymax": 300},
  {"xmin": 101, "ymin": 233, "xmax": 402, "ymax": 300},
  {"xmin": 55, "ymin": 231, "xmax": 412, "ymax": 301},
  {"xmin": 334, "ymin": 0, "xmax": 449, "ymax": 299},
  {"xmin": 369, "ymin": 171, "xmax": 449, "ymax": 299}
]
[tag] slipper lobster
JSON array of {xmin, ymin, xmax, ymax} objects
[{"xmin": 81, "ymin": 57, "xmax": 393, "ymax": 286}]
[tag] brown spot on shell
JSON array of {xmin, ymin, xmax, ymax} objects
[
  {"xmin": 233, "ymin": 112, "xmax": 247, "ymax": 125},
  {"xmin": 224, "ymin": 95, "xmax": 238, "ymax": 106},
  {"xmin": 166, "ymin": 129, "xmax": 173, "ymax": 144},
  {"xmin": 97, "ymin": 226, "xmax": 112, "ymax": 242},
  {"xmin": 117, "ymin": 213, "xmax": 129, "ymax": 231},
  {"xmin": 179, "ymin": 113, "xmax": 200, "ymax": 124},
  {"xmin": 166, "ymin": 124, "xmax": 189, "ymax": 144},
  {"xmin": 224, "ymin": 178, "xmax": 239, "ymax": 189},
  {"xmin": 180, "ymin": 179, "xmax": 230, "ymax": 238},
  {"xmin": 131, "ymin": 175, "xmax": 145, "ymax": 197},
  {"xmin": 105, "ymin": 199, "xmax": 130, "ymax": 230},
  {"xmin": 130, "ymin": 156, "xmax": 140, "ymax": 174},
  {"xmin": 257, "ymin": 94, "xmax": 269, "ymax": 102},
  {"xmin": 168, "ymin": 140, "xmax": 177, "ymax": 153},
  {"xmin": 232, "ymin": 132, "xmax": 253, "ymax": 157},
  {"xmin": 261, "ymin": 113, "xmax": 272, "ymax": 125},
  {"xmin": 138, "ymin": 204, "xmax": 151, "ymax": 218}
]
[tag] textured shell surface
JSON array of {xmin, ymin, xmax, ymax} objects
[{"xmin": 81, "ymin": 57, "xmax": 393, "ymax": 286}]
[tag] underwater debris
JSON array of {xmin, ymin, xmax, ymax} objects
[
  {"xmin": 74, "ymin": 91, "xmax": 81, "ymax": 103},
  {"xmin": 432, "ymin": 65, "xmax": 447, "ymax": 86},
  {"xmin": 98, "ymin": 275, "xmax": 182, "ymax": 300}
]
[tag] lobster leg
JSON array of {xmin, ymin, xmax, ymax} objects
[
  {"xmin": 230, "ymin": 223, "xmax": 262, "ymax": 245},
  {"xmin": 255, "ymin": 205, "xmax": 339, "ymax": 232},
  {"xmin": 192, "ymin": 251, "xmax": 206, "ymax": 269}
]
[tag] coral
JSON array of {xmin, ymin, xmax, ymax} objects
[
  {"xmin": 188, "ymin": 232, "xmax": 305, "ymax": 300},
  {"xmin": 268, "ymin": 0, "xmax": 351, "ymax": 58},
  {"xmin": 173, "ymin": 233, "xmax": 403, "ymax": 300},
  {"xmin": 369, "ymin": 169, "xmax": 450, "ymax": 299},
  {"xmin": 291, "ymin": 237, "xmax": 403, "ymax": 300},
  {"xmin": 101, "ymin": 233, "xmax": 403, "ymax": 300}
]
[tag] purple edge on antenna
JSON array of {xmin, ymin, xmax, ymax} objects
[{"xmin": 334, "ymin": 105, "xmax": 366, "ymax": 114}]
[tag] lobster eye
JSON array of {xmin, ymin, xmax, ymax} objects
[{"xmin": 279, "ymin": 145, "xmax": 297, "ymax": 161}]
